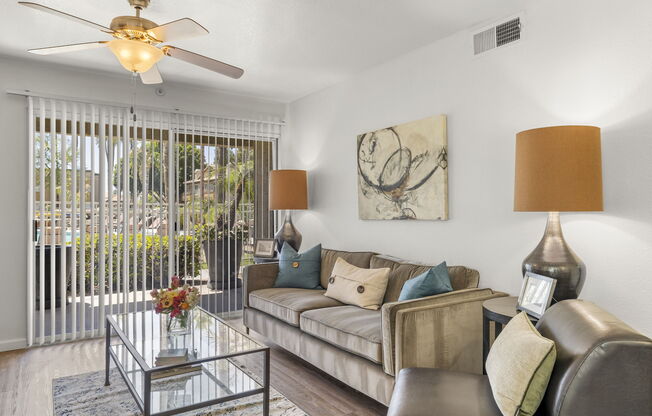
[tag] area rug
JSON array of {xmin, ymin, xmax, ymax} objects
[{"xmin": 53, "ymin": 367, "xmax": 308, "ymax": 416}]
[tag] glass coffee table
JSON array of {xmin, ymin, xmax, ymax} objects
[{"xmin": 105, "ymin": 308, "xmax": 270, "ymax": 416}]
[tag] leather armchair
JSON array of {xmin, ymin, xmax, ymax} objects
[{"xmin": 387, "ymin": 299, "xmax": 652, "ymax": 416}]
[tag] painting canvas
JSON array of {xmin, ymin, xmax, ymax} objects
[{"xmin": 357, "ymin": 115, "xmax": 448, "ymax": 220}]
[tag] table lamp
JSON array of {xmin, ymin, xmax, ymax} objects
[
  {"xmin": 514, "ymin": 126, "xmax": 603, "ymax": 301},
  {"xmin": 269, "ymin": 169, "xmax": 308, "ymax": 252}
]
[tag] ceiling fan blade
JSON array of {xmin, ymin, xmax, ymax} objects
[
  {"xmin": 140, "ymin": 65, "xmax": 163, "ymax": 84},
  {"xmin": 148, "ymin": 18, "xmax": 208, "ymax": 42},
  {"xmin": 163, "ymin": 46, "xmax": 244, "ymax": 79},
  {"xmin": 19, "ymin": 2, "xmax": 112, "ymax": 33},
  {"xmin": 28, "ymin": 41, "xmax": 108, "ymax": 55}
]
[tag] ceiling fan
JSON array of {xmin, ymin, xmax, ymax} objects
[{"xmin": 19, "ymin": 0, "xmax": 244, "ymax": 84}]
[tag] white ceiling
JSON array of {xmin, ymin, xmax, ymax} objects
[{"xmin": 0, "ymin": 0, "xmax": 522, "ymax": 102}]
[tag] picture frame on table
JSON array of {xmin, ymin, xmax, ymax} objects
[
  {"xmin": 254, "ymin": 239, "xmax": 276, "ymax": 258},
  {"xmin": 517, "ymin": 272, "xmax": 557, "ymax": 319}
]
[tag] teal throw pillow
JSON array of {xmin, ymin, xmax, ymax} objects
[
  {"xmin": 398, "ymin": 261, "xmax": 453, "ymax": 301},
  {"xmin": 274, "ymin": 243, "xmax": 322, "ymax": 289}
]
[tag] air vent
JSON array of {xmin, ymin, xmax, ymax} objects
[{"xmin": 473, "ymin": 17, "xmax": 521, "ymax": 55}]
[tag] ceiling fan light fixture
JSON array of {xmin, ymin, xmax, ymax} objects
[
  {"xmin": 20, "ymin": 1, "xmax": 243, "ymax": 80},
  {"xmin": 108, "ymin": 39, "xmax": 163, "ymax": 73}
]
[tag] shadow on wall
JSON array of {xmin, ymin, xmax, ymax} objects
[
  {"xmin": 568, "ymin": 109, "xmax": 652, "ymax": 336},
  {"xmin": 603, "ymin": 113, "xmax": 652, "ymax": 225}
]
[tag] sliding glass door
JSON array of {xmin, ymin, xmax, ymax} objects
[{"xmin": 27, "ymin": 97, "xmax": 279, "ymax": 346}]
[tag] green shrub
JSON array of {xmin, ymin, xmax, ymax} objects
[{"xmin": 77, "ymin": 233, "xmax": 202, "ymax": 292}]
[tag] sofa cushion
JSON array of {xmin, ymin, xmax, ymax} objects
[
  {"xmin": 321, "ymin": 248, "xmax": 375, "ymax": 288},
  {"xmin": 385, "ymin": 264, "xmax": 433, "ymax": 303},
  {"xmin": 387, "ymin": 368, "xmax": 501, "ymax": 416},
  {"xmin": 249, "ymin": 288, "xmax": 343, "ymax": 327},
  {"xmin": 369, "ymin": 254, "xmax": 404, "ymax": 270},
  {"xmin": 300, "ymin": 305, "xmax": 383, "ymax": 364}
]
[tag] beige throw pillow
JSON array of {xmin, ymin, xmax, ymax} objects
[
  {"xmin": 486, "ymin": 312, "xmax": 556, "ymax": 416},
  {"xmin": 323, "ymin": 258, "xmax": 390, "ymax": 310}
]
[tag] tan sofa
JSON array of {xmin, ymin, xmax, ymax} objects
[{"xmin": 242, "ymin": 248, "xmax": 505, "ymax": 405}]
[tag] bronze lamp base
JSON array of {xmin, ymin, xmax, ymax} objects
[
  {"xmin": 522, "ymin": 212, "xmax": 586, "ymax": 301},
  {"xmin": 274, "ymin": 211, "xmax": 302, "ymax": 253}
]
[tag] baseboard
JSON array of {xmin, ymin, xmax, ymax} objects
[{"xmin": 0, "ymin": 338, "xmax": 27, "ymax": 352}]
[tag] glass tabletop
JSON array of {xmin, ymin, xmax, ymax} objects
[
  {"xmin": 110, "ymin": 343, "xmax": 263, "ymax": 413},
  {"xmin": 108, "ymin": 308, "xmax": 265, "ymax": 370}
]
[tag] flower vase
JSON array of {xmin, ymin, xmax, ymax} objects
[{"xmin": 166, "ymin": 309, "xmax": 193, "ymax": 336}]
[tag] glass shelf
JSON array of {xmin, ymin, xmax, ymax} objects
[{"xmin": 110, "ymin": 343, "xmax": 262, "ymax": 414}]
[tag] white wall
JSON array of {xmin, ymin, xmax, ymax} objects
[
  {"xmin": 0, "ymin": 56, "xmax": 286, "ymax": 351},
  {"xmin": 284, "ymin": 0, "xmax": 652, "ymax": 335}
]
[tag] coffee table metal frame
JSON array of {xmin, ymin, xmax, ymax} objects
[{"xmin": 104, "ymin": 309, "xmax": 270, "ymax": 416}]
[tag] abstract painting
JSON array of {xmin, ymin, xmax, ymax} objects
[{"xmin": 357, "ymin": 115, "xmax": 448, "ymax": 220}]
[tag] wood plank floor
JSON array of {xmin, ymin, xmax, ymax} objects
[{"xmin": 0, "ymin": 331, "xmax": 388, "ymax": 416}]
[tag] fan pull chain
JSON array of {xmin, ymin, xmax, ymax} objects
[{"xmin": 130, "ymin": 72, "xmax": 138, "ymax": 122}]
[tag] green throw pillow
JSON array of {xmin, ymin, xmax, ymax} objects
[
  {"xmin": 398, "ymin": 261, "xmax": 453, "ymax": 301},
  {"xmin": 486, "ymin": 312, "xmax": 556, "ymax": 416},
  {"xmin": 274, "ymin": 243, "xmax": 322, "ymax": 289}
]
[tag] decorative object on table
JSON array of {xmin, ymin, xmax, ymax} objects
[
  {"xmin": 485, "ymin": 312, "xmax": 556, "ymax": 416},
  {"xmin": 517, "ymin": 272, "xmax": 557, "ymax": 319},
  {"xmin": 269, "ymin": 169, "xmax": 308, "ymax": 252},
  {"xmin": 150, "ymin": 276, "xmax": 200, "ymax": 335},
  {"xmin": 357, "ymin": 115, "xmax": 448, "ymax": 220},
  {"xmin": 254, "ymin": 238, "xmax": 277, "ymax": 258},
  {"xmin": 54, "ymin": 369, "xmax": 307, "ymax": 416},
  {"xmin": 155, "ymin": 348, "xmax": 188, "ymax": 363},
  {"xmin": 151, "ymin": 364, "xmax": 202, "ymax": 380},
  {"xmin": 323, "ymin": 258, "xmax": 390, "ymax": 310},
  {"xmin": 482, "ymin": 296, "xmax": 538, "ymax": 374},
  {"xmin": 514, "ymin": 125, "xmax": 603, "ymax": 301},
  {"xmin": 154, "ymin": 348, "xmax": 195, "ymax": 369},
  {"xmin": 273, "ymin": 243, "xmax": 322, "ymax": 289},
  {"xmin": 153, "ymin": 347, "xmax": 200, "ymax": 379},
  {"xmin": 398, "ymin": 261, "xmax": 453, "ymax": 301}
]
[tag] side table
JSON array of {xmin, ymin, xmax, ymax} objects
[
  {"xmin": 254, "ymin": 256, "xmax": 278, "ymax": 264},
  {"xmin": 482, "ymin": 296, "xmax": 538, "ymax": 374}
]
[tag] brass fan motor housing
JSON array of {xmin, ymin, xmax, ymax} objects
[
  {"xmin": 128, "ymin": 0, "xmax": 151, "ymax": 10},
  {"xmin": 110, "ymin": 16, "xmax": 161, "ymax": 43}
]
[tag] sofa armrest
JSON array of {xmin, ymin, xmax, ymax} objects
[
  {"xmin": 381, "ymin": 289, "xmax": 507, "ymax": 376},
  {"xmin": 242, "ymin": 263, "xmax": 279, "ymax": 308}
]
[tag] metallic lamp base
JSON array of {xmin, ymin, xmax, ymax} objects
[
  {"xmin": 274, "ymin": 211, "xmax": 302, "ymax": 253},
  {"xmin": 522, "ymin": 212, "xmax": 586, "ymax": 302}
]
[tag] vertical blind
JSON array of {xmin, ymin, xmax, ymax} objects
[{"xmin": 27, "ymin": 96, "xmax": 280, "ymax": 346}]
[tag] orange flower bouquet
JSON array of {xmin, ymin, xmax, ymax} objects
[{"xmin": 151, "ymin": 276, "xmax": 200, "ymax": 332}]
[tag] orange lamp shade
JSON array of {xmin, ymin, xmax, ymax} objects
[
  {"xmin": 269, "ymin": 170, "xmax": 308, "ymax": 210},
  {"xmin": 514, "ymin": 126, "xmax": 603, "ymax": 212}
]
